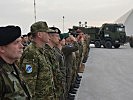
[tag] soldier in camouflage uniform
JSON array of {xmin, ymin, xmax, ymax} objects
[
  {"xmin": 65, "ymin": 30, "xmax": 84, "ymax": 97},
  {"xmin": 19, "ymin": 21, "xmax": 56, "ymax": 100},
  {"xmin": 76, "ymin": 29, "xmax": 90, "ymax": 73},
  {"xmin": 62, "ymin": 35, "xmax": 79, "ymax": 99},
  {"xmin": 54, "ymin": 33, "xmax": 70, "ymax": 100},
  {"xmin": 76, "ymin": 29, "xmax": 84, "ymax": 63},
  {"xmin": 0, "ymin": 26, "xmax": 31, "ymax": 100},
  {"xmin": 82, "ymin": 34, "xmax": 90, "ymax": 63},
  {"xmin": 44, "ymin": 27, "xmax": 64, "ymax": 100}
]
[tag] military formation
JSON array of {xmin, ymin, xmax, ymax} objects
[{"xmin": 0, "ymin": 21, "xmax": 90, "ymax": 100}]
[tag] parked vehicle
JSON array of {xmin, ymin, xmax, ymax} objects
[{"xmin": 71, "ymin": 23, "xmax": 127, "ymax": 48}]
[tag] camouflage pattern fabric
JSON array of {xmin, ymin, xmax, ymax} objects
[
  {"xmin": 76, "ymin": 41, "xmax": 83, "ymax": 67},
  {"xmin": 70, "ymin": 51, "xmax": 77, "ymax": 89},
  {"xmin": 54, "ymin": 47, "xmax": 66, "ymax": 100},
  {"xmin": 62, "ymin": 41, "xmax": 79, "ymax": 97},
  {"xmin": 82, "ymin": 34, "xmax": 90, "ymax": 63},
  {"xmin": 19, "ymin": 42, "xmax": 55, "ymax": 100},
  {"xmin": 0, "ymin": 58, "xmax": 30, "ymax": 100},
  {"xmin": 44, "ymin": 44, "xmax": 63, "ymax": 100}
]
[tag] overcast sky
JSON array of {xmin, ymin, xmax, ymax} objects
[{"xmin": 0, "ymin": 0, "xmax": 133, "ymax": 34}]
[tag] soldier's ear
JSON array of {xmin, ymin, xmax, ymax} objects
[
  {"xmin": 0, "ymin": 46, "xmax": 6, "ymax": 53},
  {"xmin": 37, "ymin": 32, "xmax": 42, "ymax": 38}
]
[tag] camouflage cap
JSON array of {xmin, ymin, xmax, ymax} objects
[{"xmin": 30, "ymin": 21, "xmax": 53, "ymax": 33}]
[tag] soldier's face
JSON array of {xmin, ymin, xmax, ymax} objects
[
  {"xmin": 40, "ymin": 32, "xmax": 50, "ymax": 43},
  {"xmin": 49, "ymin": 33, "xmax": 60, "ymax": 45},
  {"xmin": 60, "ymin": 39, "xmax": 65, "ymax": 46},
  {"xmin": 1, "ymin": 37, "xmax": 23, "ymax": 61},
  {"xmin": 65, "ymin": 37, "xmax": 71, "ymax": 43}
]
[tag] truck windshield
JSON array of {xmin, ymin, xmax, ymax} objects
[{"xmin": 116, "ymin": 27, "xmax": 125, "ymax": 32}]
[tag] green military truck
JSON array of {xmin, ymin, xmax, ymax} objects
[
  {"xmin": 71, "ymin": 23, "xmax": 127, "ymax": 48},
  {"xmin": 94, "ymin": 23, "xmax": 126, "ymax": 48}
]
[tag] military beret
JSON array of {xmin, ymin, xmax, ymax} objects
[
  {"xmin": 0, "ymin": 26, "xmax": 21, "ymax": 46},
  {"xmin": 70, "ymin": 31, "xmax": 78, "ymax": 37},
  {"xmin": 59, "ymin": 33, "xmax": 69, "ymax": 40},
  {"xmin": 49, "ymin": 27, "xmax": 61, "ymax": 34},
  {"xmin": 30, "ymin": 21, "xmax": 52, "ymax": 33}
]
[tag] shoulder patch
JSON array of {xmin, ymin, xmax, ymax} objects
[{"xmin": 25, "ymin": 64, "xmax": 32, "ymax": 73}]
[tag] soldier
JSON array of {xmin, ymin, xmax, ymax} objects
[
  {"xmin": 74, "ymin": 29, "xmax": 84, "ymax": 70},
  {"xmin": 44, "ymin": 27, "xmax": 64, "ymax": 100},
  {"xmin": 27, "ymin": 32, "xmax": 33, "ymax": 45},
  {"xmin": 21, "ymin": 34, "xmax": 29, "ymax": 49},
  {"xmin": 0, "ymin": 26, "xmax": 31, "ymax": 100},
  {"xmin": 55, "ymin": 33, "xmax": 70, "ymax": 100},
  {"xmin": 82, "ymin": 33, "xmax": 90, "ymax": 63},
  {"xmin": 62, "ymin": 34, "xmax": 79, "ymax": 99},
  {"xmin": 19, "ymin": 21, "xmax": 56, "ymax": 100}
]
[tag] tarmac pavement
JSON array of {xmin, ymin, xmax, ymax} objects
[{"xmin": 75, "ymin": 44, "xmax": 133, "ymax": 100}]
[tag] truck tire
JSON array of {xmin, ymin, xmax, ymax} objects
[
  {"xmin": 105, "ymin": 41, "xmax": 112, "ymax": 48},
  {"xmin": 95, "ymin": 41, "xmax": 101, "ymax": 48},
  {"xmin": 129, "ymin": 36, "xmax": 133, "ymax": 48},
  {"xmin": 129, "ymin": 41, "xmax": 133, "ymax": 48},
  {"xmin": 114, "ymin": 44, "xmax": 120, "ymax": 48}
]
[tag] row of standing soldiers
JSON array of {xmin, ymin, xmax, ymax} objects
[{"xmin": 0, "ymin": 21, "xmax": 90, "ymax": 100}]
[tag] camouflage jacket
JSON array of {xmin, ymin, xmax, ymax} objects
[
  {"xmin": 62, "ymin": 41, "xmax": 79, "ymax": 92},
  {"xmin": 19, "ymin": 42, "xmax": 55, "ymax": 100},
  {"xmin": 82, "ymin": 34, "xmax": 90, "ymax": 63},
  {"xmin": 62, "ymin": 41, "xmax": 79, "ymax": 76},
  {"xmin": 54, "ymin": 47, "xmax": 66, "ymax": 92},
  {"xmin": 0, "ymin": 58, "xmax": 31, "ymax": 100},
  {"xmin": 44, "ymin": 44, "xmax": 64, "ymax": 99},
  {"xmin": 76, "ymin": 41, "xmax": 84, "ymax": 67}
]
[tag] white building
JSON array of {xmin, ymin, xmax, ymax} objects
[{"xmin": 116, "ymin": 9, "xmax": 133, "ymax": 35}]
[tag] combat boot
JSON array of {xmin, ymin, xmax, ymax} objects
[
  {"xmin": 67, "ymin": 93, "xmax": 75, "ymax": 100},
  {"xmin": 74, "ymin": 83, "xmax": 80, "ymax": 88},
  {"xmin": 69, "ymin": 88, "xmax": 77, "ymax": 94}
]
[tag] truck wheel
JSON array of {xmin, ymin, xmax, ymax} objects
[
  {"xmin": 129, "ymin": 36, "xmax": 133, "ymax": 48},
  {"xmin": 114, "ymin": 44, "xmax": 120, "ymax": 48},
  {"xmin": 95, "ymin": 41, "xmax": 101, "ymax": 48},
  {"xmin": 105, "ymin": 41, "xmax": 112, "ymax": 48},
  {"xmin": 129, "ymin": 41, "xmax": 133, "ymax": 48}
]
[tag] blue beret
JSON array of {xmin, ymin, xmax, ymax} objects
[{"xmin": 0, "ymin": 26, "xmax": 21, "ymax": 46}]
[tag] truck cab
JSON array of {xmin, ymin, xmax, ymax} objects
[{"xmin": 95, "ymin": 23, "xmax": 126, "ymax": 48}]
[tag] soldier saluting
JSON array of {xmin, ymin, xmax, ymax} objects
[{"xmin": 0, "ymin": 26, "xmax": 31, "ymax": 100}]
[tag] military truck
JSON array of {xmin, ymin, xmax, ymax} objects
[
  {"xmin": 94, "ymin": 23, "xmax": 126, "ymax": 48},
  {"xmin": 70, "ymin": 23, "xmax": 126, "ymax": 48}
]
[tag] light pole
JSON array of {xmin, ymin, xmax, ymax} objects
[
  {"xmin": 63, "ymin": 16, "xmax": 64, "ymax": 33},
  {"xmin": 79, "ymin": 21, "xmax": 87, "ymax": 27},
  {"xmin": 34, "ymin": 0, "xmax": 37, "ymax": 22}
]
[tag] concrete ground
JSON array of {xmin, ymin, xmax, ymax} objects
[{"xmin": 75, "ymin": 44, "xmax": 133, "ymax": 100}]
